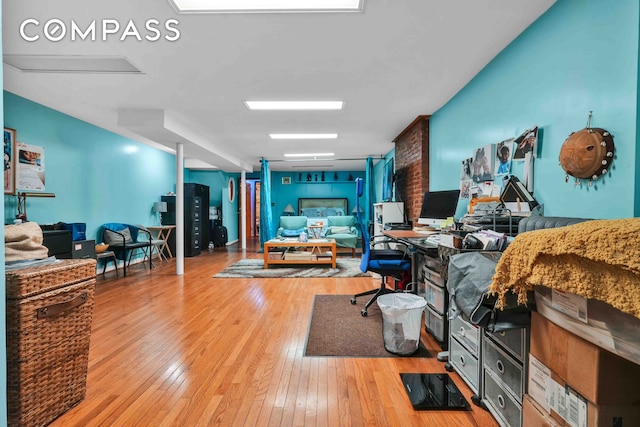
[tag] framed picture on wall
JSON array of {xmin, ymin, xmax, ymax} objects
[
  {"xmin": 282, "ymin": 176, "xmax": 291, "ymax": 185},
  {"xmin": 16, "ymin": 142, "xmax": 45, "ymax": 191},
  {"xmin": 4, "ymin": 128, "xmax": 16, "ymax": 195}
]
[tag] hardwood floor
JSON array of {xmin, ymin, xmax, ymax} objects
[{"xmin": 50, "ymin": 239, "xmax": 498, "ymax": 427}]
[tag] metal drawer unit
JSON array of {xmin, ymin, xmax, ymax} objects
[
  {"xmin": 425, "ymin": 305, "xmax": 447, "ymax": 343},
  {"xmin": 483, "ymin": 369, "xmax": 523, "ymax": 427},
  {"xmin": 414, "ymin": 250, "xmax": 449, "ymax": 349},
  {"xmin": 481, "ymin": 327, "xmax": 529, "ymax": 427},
  {"xmin": 446, "ymin": 316, "xmax": 482, "ymax": 395}
]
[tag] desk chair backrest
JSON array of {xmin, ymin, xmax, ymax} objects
[{"xmin": 355, "ymin": 178, "xmax": 370, "ymax": 272}]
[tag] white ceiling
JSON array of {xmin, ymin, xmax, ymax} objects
[{"xmin": 3, "ymin": 0, "xmax": 556, "ymax": 172}]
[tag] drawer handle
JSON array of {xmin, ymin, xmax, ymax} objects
[
  {"xmin": 459, "ymin": 355, "xmax": 465, "ymax": 366},
  {"xmin": 37, "ymin": 292, "xmax": 88, "ymax": 319},
  {"xmin": 496, "ymin": 360, "xmax": 505, "ymax": 374},
  {"xmin": 497, "ymin": 394, "xmax": 506, "ymax": 409}
]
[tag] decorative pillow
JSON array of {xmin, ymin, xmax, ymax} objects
[
  {"xmin": 104, "ymin": 227, "xmax": 134, "ymax": 245},
  {"xmin": 329, "ymin": 226, "xmax": 351, "ymax": 235},
  {"xmin": 281, "ymin": 228, "xmax": 305, "ymax": 237}
]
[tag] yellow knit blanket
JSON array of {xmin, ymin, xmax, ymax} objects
[{"xmin": 489, "ymin": 218, "xmax": 640, "ymax": 319}]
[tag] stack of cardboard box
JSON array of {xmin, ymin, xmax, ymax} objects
[{"xmin": 524, "ymin": 312, "xmax": 640, "ymax": 426}]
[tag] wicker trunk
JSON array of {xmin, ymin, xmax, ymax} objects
[{"xmin": 5, "ymin": 259, "xmax": 97, "ymax": 427}]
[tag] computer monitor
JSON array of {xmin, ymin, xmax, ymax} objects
[{"xmin": 417, "ymin": 189, "xmax": 461, "ymax": 228}]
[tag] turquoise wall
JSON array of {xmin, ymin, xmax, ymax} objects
[
  {"xmin": 430, "ymin": 0, "xmax": 640, "ymax": 219},
  {"xmin": 3, "ymin": 92, "xmax": 177, "ymax": 239}
]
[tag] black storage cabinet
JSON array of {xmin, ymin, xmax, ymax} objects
[{"xmin": 161, "ymin": 183, "xmax": 210, "ymax": 257}]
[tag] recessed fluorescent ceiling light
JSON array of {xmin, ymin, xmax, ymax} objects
[
  {"xmin": 3, "ymin": 54, "xmax": 142, "ymax": 74},
  {"xmin": 284, "ymin": 153, "xmax": 334, "ymax": 157},
  {"xmin": 245, "ymin": 101, "xmax": 344, "ymax": 110},
  {"xmin": 169, "ymin": 0, "xmax": 363, "ymax": 13},
  {"xmin": 270, "ymin": 133, "xmax": 338, "ymax": 139}
]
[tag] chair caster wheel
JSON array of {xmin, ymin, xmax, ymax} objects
[
  {"xmin": 361, "ymin": 310, "xmax": 368, "ymax": 317},
  {"xmin": 444, "ymin": 362, "xmax": 453, "ymax": 372},
  {"xmin": 350, "ymin": 298, "xmax": 356, "ymax": 305}
]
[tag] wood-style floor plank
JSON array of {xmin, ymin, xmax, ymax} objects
[{"xmin": 45, "ymin": 240, "xmax": 498, "ymax": 427}]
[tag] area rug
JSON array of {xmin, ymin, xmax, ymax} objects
[
  {"xmin": 304, "ymin": 294, "xmax": 431, "ymax": 358},
  {"xmin": 213, "ymin": 258, "xmax": 371, "ymax": 278}
]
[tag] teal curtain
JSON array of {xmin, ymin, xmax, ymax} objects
[
  {"xmin": 260, "ymin": 159, "xmax": 274, "ymax": 248},
  {"xmin": 364, "ymin": 157, "xmax": 374, "ymax": 232}
]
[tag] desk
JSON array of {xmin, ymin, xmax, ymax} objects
[
  {"xmin": 383, "ymin": 229, "xmax": 449, "ymax": 358},
  {"xmin": 382, "ymin": 230, "xmax": 439, "ymax": 284},
  {"xmin": 147, "ymin": 225, "xmax": 176, "ymax": 260}
]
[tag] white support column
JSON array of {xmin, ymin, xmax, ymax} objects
[
  {"xmin": 241, "ymin": 171, "xmax": 247, "ymax": 250},
  {"xmin": 175, "ymin": 143, "xmax": 184, "ymax": 275}
]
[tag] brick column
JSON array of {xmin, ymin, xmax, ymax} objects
[{"xmin": 393, "ymin": 115, "xmax": 430, "ymax": 225}]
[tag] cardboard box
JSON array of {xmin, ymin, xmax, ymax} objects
[
  {"xmin": 549, "ymin": 372, "xmax": 640, "ymax": 427},
  {"xmin": 530, "ymin": 312, "xmax": 640, "ymax": 405},
  {"xmin": 523, "ymin": 394, "xmax": 562, "ymax": 427},
  {"xmin": 527, "ymin": 360, "xmax": 640, "ymax": 427}
]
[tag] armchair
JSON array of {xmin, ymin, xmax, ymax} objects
[
  {"xmin": 350, "ymin": 178, "xmax": 411, "ymax": 316},
  {"xmin": 276, "ymin": 216, "xmax": 308, "ymax": 238},
  {"xmin": 325, "ymin": 215, "xmax": 358, "ymax": 256},
  {"xmin": 101, "ymin": 223, "xmax": 152, "ymax": 276}
]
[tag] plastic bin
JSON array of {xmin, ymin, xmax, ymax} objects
[{"xmin": 377, "ymin": 293, "xmax": 427, "ymax": 355}]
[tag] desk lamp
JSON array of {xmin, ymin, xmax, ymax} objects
[
  {"xmin": 283, "ymin": 204, "xmax": 295, "ymax": 216},
  {"xmin": 153, "ymin": 201, "xmax": 167, "ymax": 225}
]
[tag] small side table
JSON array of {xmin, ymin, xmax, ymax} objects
[
  {"xmin": 308, "ymin": 224, "xmax": 325, "ymax": 254},
  {"xmin": 147, "ymin": 225, "xmax": 176, "ymax": 260},
  {"xmin": 96, "ymin": 250, "xmax": 118, "ymax": 276},
  {"xmin": 308, "ymin": 224, "xmax": 323, "ymax": 239}
]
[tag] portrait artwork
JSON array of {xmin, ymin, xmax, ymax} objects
[{"xmin": 4, "ymin": 128, "xmax": 16, "ymax": 194}]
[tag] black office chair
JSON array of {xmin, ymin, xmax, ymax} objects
[{"xmin": 350, "ymin": 178, "xmax": 412, "ymax": 316}]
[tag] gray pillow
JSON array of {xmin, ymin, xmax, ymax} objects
[
  {"xmin": 104, "ymin": 227, "xmax": 133, "ymax": 245},
  {"xmin": 329, "ymin": 226, "xmax": 351, "ymax": 234}
]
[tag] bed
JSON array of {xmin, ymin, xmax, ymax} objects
[
  {"xmin": 297, "ymin": 198, "xmax": 349, "ymax": 233},
  {"xmin": 298, "ymin": 198, "xmax": 348, "ymax": 218}
]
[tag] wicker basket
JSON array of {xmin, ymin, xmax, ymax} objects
[
  {"xmin": 6, "ymin": 258, "xmax": 96, "ymax": 299},
  {"xmin": 6, "ymin": 259, "xmax": 96, "ymax": 427}
]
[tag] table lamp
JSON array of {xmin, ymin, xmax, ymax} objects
[
  {"xmin": 283, "ymin": 204, "xmax": 295, "ymax": 216},
  {"xmin": 153, "ymin": 201, "xmax": 167, "ymax": 224}
]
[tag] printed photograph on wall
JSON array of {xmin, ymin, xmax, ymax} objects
[
  {"xmin": 460, "ymin": 157, "xmax": 472, "ymax": 181},
  {"xmin": 460, "ymin": 179, "xmax": 472, "ymax": 199},
  {"xmin": 494, "ymin": 138, "xmax": 514, "ymax": 176},
  {"xmin": 471, "ymin": 144, "xmax": 495, "ymax": 182},
  {"xmin": 4, "ymin": 128, "xmax": 16, "ymax": 195},
  {"xmin": 513, "ymin": 126, "xmax": 538, "ymax": 160},
  {"xmin": 16, "ymin": 142, "xmax": 45, "ymax": 191}
]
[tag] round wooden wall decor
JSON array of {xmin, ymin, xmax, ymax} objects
[
  {"xmin": 228, "ymin": 177, "xmax": 235, "ymax": 202},
  {"xmin": 559, "ymin": 124, "xmax": 614, "ymax": 186}
]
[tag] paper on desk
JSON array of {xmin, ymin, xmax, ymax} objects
[{"xmin": 504, "ymin": 201, "xmax": 530, "ymax": 214}]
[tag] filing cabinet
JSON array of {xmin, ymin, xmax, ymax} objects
[
  {"xmin": 185, "ymin": 195, "xmax": 202, "ymax": 257},
  {"xmin": 446, "ymin": 315, "xmax": 482, "ymax": 395},
  {"xmin": 415, "ymin": 250, "xmax": 449, "ymax": 349},
  {"xmin": 161, "ymin": 183, "xmax": 210, "ymax": 258},
  {"xmin": 481, "ymin": 327, "xmax": 529, "ymax": 427}
]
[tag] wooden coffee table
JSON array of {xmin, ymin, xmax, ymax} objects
[{"xmin": 264, "ymin": 238, "xmax": 336, "ymax": 268}]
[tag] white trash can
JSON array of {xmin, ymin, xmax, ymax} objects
[{"xmin": 377, "ymin": 293, "xmax": 427, "ymax": 355}]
